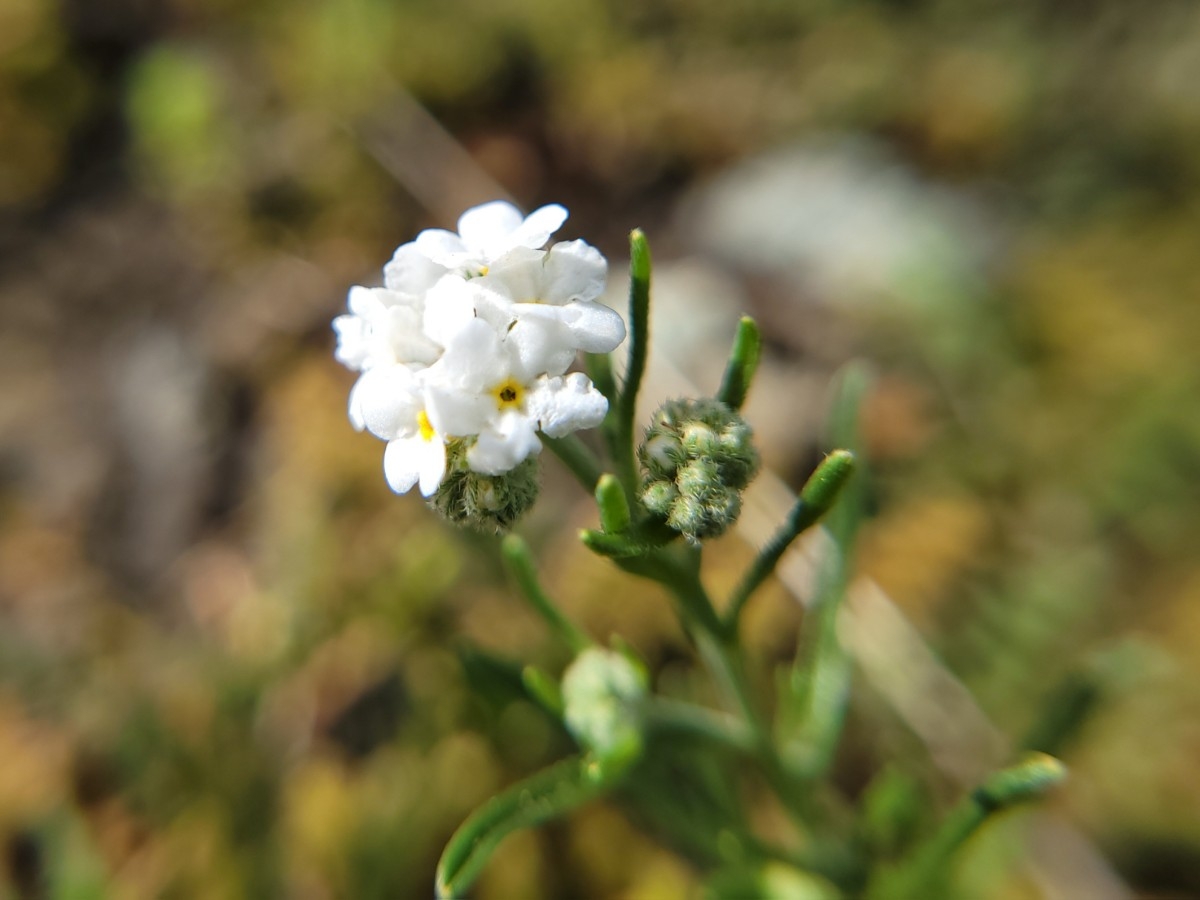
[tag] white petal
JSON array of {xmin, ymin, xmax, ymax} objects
[
  {"xmin": 457, "ymin": 202, "xmax": 525, "ymax": 256},
  {"xmin": 437, "ymin": 317, "xmax": 511, "ymax": 391},
  {"xmin": 384, "ymin": 434, "xmax": 436, "ymax": 494},
  {"xmin": 526, "ymin": 373, "xmax": 608, "ymax": 438},
  {"xmin": 347, "ymin": 373, "xmax": 369, "ymax": 430},
  {"xmin": 338, "ymin": 286, "xmax": 442, "ymax": 371},
  {"xmin": 504, "ymin": 316, "xmax": 578, "ymax": 379},
  {"xmin": 384, "ymin": 434, "xmax": 445, "ymax": 495},
  {"xmin": 477, "ymin": 242, "xmax": 604, "ymax": 307},
  {"xmin": 506, "ymin": 204, "xmax": 569, "ymax": 252},
  {"xmin": 416, "ymin": 435, "xmax": 448, "ymax": 496},
  {"xmin": 414, "ymin": 228, "xmax": 471, "ymax": 267},
  {"xmin": 423, "ymin": 275, "xmax": 480, "ymax": 348},
  {"xmin": 474, "ymin": 247, "xmax": 545, "ymax": 303},
  {"xmin": 347, "ymin": 285, "xmax": 386, "ymax": 318},
  {"xmin": 540, "ymin": 240, "xmax": 606, "ymax": 303},
  {"xmin": 425, "ymin": 377, "xmax": 494, "ymax": 437},
  {"xmin": 559, "ymin": 300, "xmax": 626, "ymax": 353},
  {"xmin": 353, "ymin": 365, "xmax": 423, "ymax": 440},
  {"xmin": 333, "ymin": 314, "xmax": 371, "ymax": 371},
  {"xmin": 467, "ymin": 412, "xmax": 542, "ymax": 474},
  {"xmin": 384, "ymin": 242, "xmax": 447, "ymax": 293}
]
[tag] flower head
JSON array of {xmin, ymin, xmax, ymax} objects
[
  {"xmin": 332, "ymin": 200, "xmax": 620, "ymax": 525},
  {"xmin": 333, "ymin": 285, "xmax": 441, "ymax": 374}
]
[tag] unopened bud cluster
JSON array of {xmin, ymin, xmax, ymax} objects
[
  {"xmin": 637, "ymin": 398, "xmax": 760, "ymax": 541},
  {"xmin": 428, "ymin": 439, "xmax": 539, "ymax": 533}
]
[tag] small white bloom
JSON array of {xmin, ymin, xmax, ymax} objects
[
  {"xmin": 383, "ymin": 242, "xmax": 449, "ymax": 295},
  {"xmin": 333, "ymin": 285, "xmax": 441, "ymax": 373},
  {"xmin": 421, "ymin": 275, "xmax": 578, "ymax": 377},
  {"xmin": 526, "ymin": 372, "xmax": 610, "ymax": 438},
  {"xmin": 349, "ymin": 364, "xmax": 447, "ymax": 496},
  {"xmin": 413, "ymin": 201, "xmax": 568, "ymax": 272},
  {"xmin": 474, "ymin": 240, "xmax": 626, "ymax": 357},
  {"xmin": 427, "ymin": 318, "xmax": 608, "ymax": 475}
]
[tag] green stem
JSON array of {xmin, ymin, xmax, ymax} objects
[
  {"xmin": 644, "ymin": 697, "xmax": 758, "ymax": 757},
  {"xmin": 779, "ymin": 527, "xmax": 853, "ymax": 782},
  {"xmin": 656, "ymin": 554, "xmax": 821, "ymax": 825},
  {"xmin": 777, "ymin": 368, "xmax": 871, "ymax": 781},
  {"xmin": 541, "ymin": 433, "xmax": 604, "ymax": 492},
  {"xmin": 664, "ymin": 557, "xmax": 729, "ymax": 642},
  {"xmin": 501, "ymin": 535, "xmax": 592, "ymax": 653}
]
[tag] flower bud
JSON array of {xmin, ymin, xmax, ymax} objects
[
  {"xmin": 637, "ymin": 398, "xmax": 760, "ymax": 541},
  {"xmin": 427, "ymin": 438, "xmax": 539, "ymax": 533},
  {"xmin": 561, "ymin": 647, "xmax": 648, "ymax": 766}
]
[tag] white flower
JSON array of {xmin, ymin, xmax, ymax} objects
[
  {"xmin": 413, "ymin": 201, "xmax": 568, "ymax": 272},
  {"xmin": 420, "ymin": 274, "xmax": 573, "ymax": 378},
  {"xmin": 333, "ymin": 285, "xmax": 441, "ymax": 373},
  {"xmin": 349, "ymin": 364, "xmax": 447, "ymax": 496},
  {"xmin": 473, "ymin": 240, "xmax": 625, "ymax": 356},
  {"xmin": 420, "ymin": 240, "xmax": 625, "ymax": 380},
  {"xmin": 383, "ymin": 242, "xmax": 449, "ymax": 295},
  {"xmin": 427, "ymin": 318, "xmax": 607, "ymax": 475}
]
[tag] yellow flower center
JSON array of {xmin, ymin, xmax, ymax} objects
[
  {"xmin": 491, "ymin": 378, "xmax": 525, "ymax": 411},
  {"xmin": 417, "ymin": 410, "xmax": 436, "ymax": 442}
]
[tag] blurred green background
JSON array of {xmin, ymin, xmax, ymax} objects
[{"xmin": 2, "ymin": 0, "xmax": 1200, "ymax": 896}]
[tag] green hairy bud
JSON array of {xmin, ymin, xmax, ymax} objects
[
  {"xmin": 561, "ymin": 647, "xmax": 648, "ymax": 766},
  {"xmin": 428, "ymin": 439, "xmax": 540, "ymax": 533},
  {"xmin": 637, "ymin": 398, "xmax": 760, "ymax": 541}
]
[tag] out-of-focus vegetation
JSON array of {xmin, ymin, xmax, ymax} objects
[{"xmin": 2, "ymin": 0, "xmax": 1200, "ymax": 896}]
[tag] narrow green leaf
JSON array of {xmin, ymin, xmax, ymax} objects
[
  {"xmin": 624, "ymin": 231, "xmax": 652, "ymax": 409},
  {"xmin": 435, "ymin": 755, "xmax": 622, "ymax": 899},
  {"xmin": 716, "ymin": 317, "xmax": 762, "ymax": 411},
  {"xmin": 726, "ymin": 450, "xmax": 856, "ymax": 629},
  {"xmin": 579, "ymin": 528, "xmax": 646, "ymax": 559},
  {"xmin": 867, "ymin": 754, "xmax": 1066, "ymax": 900},
  {"xmin": 974, "ymin": 752, "xmax": 1067, "ymax": 811},
  {"xmin": 799, "ymin": 450, "xmax": 856, "ymax": 514},
  {"xmin": 613, "ymin": 229, "xmax": 652, "ymax": 497},
  {"xmin": 596, "ymin": 473, "xmax": 632, "ymax": 533}
]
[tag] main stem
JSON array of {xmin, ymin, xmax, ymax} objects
[{"xmin": 657, "ymin": 549, "xmax": 815, "ymax": 825}]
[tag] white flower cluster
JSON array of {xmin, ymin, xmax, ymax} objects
[{"xmin": 333, "ymin": 201, "xmax": 625, "ymax": 496}]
